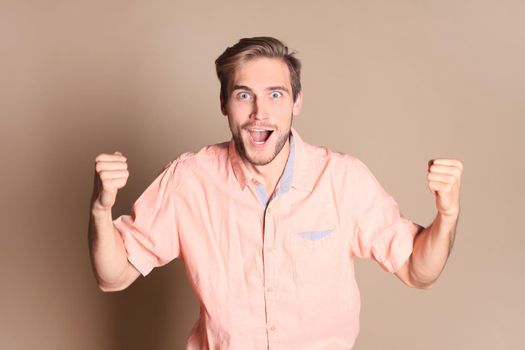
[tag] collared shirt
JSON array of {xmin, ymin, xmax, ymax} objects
[{"xmin": 113, "ymin": 128, "xmax": 420, "ymax": 350}]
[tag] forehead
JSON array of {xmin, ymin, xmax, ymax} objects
[{"xmin": 232, "ymin": 57, "xmax": 291, "ymax": 88}]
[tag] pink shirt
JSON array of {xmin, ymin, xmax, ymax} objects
[{"xmin": 113, "ymin": 128, "xmax": 420, "ymax": 349}]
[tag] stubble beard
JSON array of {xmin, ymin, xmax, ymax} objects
[{"xmin": 231, "ymin": 116, "xmax": 293, "ymax": 167}]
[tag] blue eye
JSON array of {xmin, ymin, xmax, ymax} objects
[
  {"xmin": 271, "ymin": 91, "xmax": 283, "ymax": 99},
  {"xmin": 238, "ymin": 92, "xmax": 250, "ymax": 100}
]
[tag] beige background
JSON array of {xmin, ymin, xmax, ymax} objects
[{"xmin": 1, "ymin": 1, "xmax": 524, "ymax": 349}]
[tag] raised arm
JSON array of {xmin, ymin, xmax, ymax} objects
[
  {"xmin": 395, "ymin": 158, "xmax": 463, "ymax": 289},
  {"xmin": 88, "ymin": 152, "xmax": 140, "ymax": 292}
]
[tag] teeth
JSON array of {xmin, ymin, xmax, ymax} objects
[{"xmin": 248, "ymin": 128, "xmax": 272, "ymax": 144}]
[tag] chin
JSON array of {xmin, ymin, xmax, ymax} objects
[
  {"xmin": 233, "ymin": 127, "xmax": 290, "ymax": 166},
  {"xmin": 246, "ymin": 155, "xmax": 275, "ymax": 166},
  {"xmin": 243, "ymin": 148, "xmax": 277, "ymax": 166}
]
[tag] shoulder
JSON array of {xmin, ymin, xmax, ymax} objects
[
  {"xmin": 158, "ymin": 142, "xmax": 230, "ymax": 186},
  {"xmin": 171, "ymin": 142, "xmax": 230, "ymax": 169},
  {"xmin": 297, "ymin": 138, "xmax": 371, "ymax": 189},
  {"xmin": 330, "ymin": 151, "xmax": 374, "ymax": 178},
  {"xmin": 302, "ymin": 140, "xmax": 363, "ymax": 173},
  {"xmin": 329, "ymin": 150, "xmax": 360, "ymax": 167},
  {"xmin": 305, "ymin": 141, "xmax": 377, "ymax": 187}
]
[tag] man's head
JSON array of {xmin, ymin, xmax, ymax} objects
[
  {"xmin": 215, "ymin": 37, "xmax": 303, "ymax": 166},
  {"xmin": 216, "ymin": 37, "xmax": 302, "ymax": 106}
]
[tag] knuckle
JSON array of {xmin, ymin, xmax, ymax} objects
[
  {"xmin": 99, "ymin": 171, "xmax": 109, "ymax": 180},
  {"xmin": 95, "ymin": 153, "xmax": 107, "ymax": 162}
]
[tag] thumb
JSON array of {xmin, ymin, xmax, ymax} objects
[{"xmin": 99, "ymin": 187, "xmax": 118, "ymax": 209}]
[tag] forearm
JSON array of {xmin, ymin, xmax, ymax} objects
[
  {"xmin": 408, "ymin": 213, "xmax": 459, "ymax": 288},
  {"xmin": 88, "ymin": 208, "xmax": 130, "ymax": 290}
]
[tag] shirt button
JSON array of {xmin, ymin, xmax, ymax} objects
[
  {"xmin": 270, "ymin": 325, "xmax": 276, "ymax": 331},
  {"xmin": 266, "ymin": 286, "xmax": 273, "ymax": 293},
  {"xmin": 267, "ymin": 206, "xmax": 272, "ymax": 213}
]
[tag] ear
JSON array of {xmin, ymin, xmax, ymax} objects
[
  {"xmin": 220, "ymin": 94, "xmax": 227, "ymax": 116},
  {"xmin": 292, "ymin": 91, "xmax": 303, "ymax": 117}
]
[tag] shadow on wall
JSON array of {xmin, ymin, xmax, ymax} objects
[
  {"xmin": 89, "ymin": 107, "xmax": 202, "ymax": 348},
  {"xmin": 105, "ymin": 262, "xmax": 197, "ymax": 350},
  {"xmin": 39, "ymin": 84, "xmax": 201, "ymax": 349},
  {"xmin": 90, "ymin": 129, "xmax": 200, "ymax": 349}
]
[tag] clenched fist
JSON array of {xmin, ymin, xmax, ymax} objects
[
  {"xmin": 427, "ymin": 158, "xmax": 463, "ymax": 220},
  {"xmin": 92, "ymin": 151, "xmax": 129, "ymax": 212}
]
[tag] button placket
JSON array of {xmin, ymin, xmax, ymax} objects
[
  {"xmin": 263, "ymin": 206, "xmax": 274, "ymax": 296},
  {"xmin": 263, "ymin": 201, "xmax": 278, "ymax": 345}
]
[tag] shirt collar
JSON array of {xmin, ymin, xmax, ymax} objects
[
  {"xmin": 229, "ymin": 127, "xmax": 317, "ymax": 193},
  {"xmin": 289, "ymin": 127, "xmax": 318, "ymax": 192},
  {"xmin": 228, "ymin": 139, "xmax": 251, "ymax": 190}
]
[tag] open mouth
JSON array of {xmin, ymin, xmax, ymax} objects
[{"xmin": 247, "ymin": 128, "xmax": 274, "ymax": 145}]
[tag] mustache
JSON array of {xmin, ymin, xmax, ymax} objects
[{"xmin": 241, "ymin": 121, "xmax": 276, "ymax": 129}]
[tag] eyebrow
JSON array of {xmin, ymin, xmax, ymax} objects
[
  {"xmin": 267, "ymin": 85, "xmax": 289, "ymax": 93},
  {"xmin": 232, "ymin": 85, "xmax": 290, "ymax": 93},
  {"xmin": 232, "ymin": 85, "xmax": 252, "ymax": 92}
]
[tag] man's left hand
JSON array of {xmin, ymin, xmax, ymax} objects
[{"xmin": 427, "ymin": 158, "xmax": 463, "ymax": 221}]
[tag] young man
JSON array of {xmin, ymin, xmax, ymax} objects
[{"xmin": 88, "ymin": 37, "xmax": 463, "ymax": 349}]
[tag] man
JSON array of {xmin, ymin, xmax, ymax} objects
[{"xmin": 88, "ymin": 37, "xmax": 463, "ymax": 349}]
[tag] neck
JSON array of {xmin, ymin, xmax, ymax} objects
[{"xmin": 243, "ymin": 138, "xmax": 290, "ymax": 197}]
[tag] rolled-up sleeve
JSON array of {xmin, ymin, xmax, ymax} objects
[
  {"xmin": 113, "ymin": 161, "xmax": 180, "ymax": 277},
  {"xmin": 350, "ymin": 159, "xmax": 420, "ymax": 273}
]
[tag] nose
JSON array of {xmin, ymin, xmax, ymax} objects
[{"xmin": 250, "ymin": 96, "xmax": 269, "ymax": 120}]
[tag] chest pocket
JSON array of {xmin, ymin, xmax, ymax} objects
[{"xmin": 284, "ymin": 204, "xmax": 341, "ymax": 286}]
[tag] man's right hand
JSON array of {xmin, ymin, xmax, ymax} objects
[
  {"xmin": 92, "ymin": 151, "xmax": 129, "ymax": 212},
  {"xmin": 89, "ymin": 151, "xmax": 140, "ymax": 291}
]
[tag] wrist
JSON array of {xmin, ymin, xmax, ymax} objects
[
  {"xmin": 437, "ymin": 211, "xmax": 459, "ymax": 226},
  {"xmin": 91, "ymin": 204, "xmax": 112, "ymax": 219}
]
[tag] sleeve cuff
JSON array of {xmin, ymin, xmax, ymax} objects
[
  {"xmin": 113, "ymin": 216, "xmax": 157, "ymax": 277},
  {"xmin": 379, "ymin": 218, "xmax": 420, "ymax": 273}
]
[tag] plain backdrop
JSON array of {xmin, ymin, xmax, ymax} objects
[{"xmin": 1, "ymin": 1, "xmax": 524, "ymax": 349}]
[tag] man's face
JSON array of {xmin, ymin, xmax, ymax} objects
[{"xmin": 221, "ymin": 57, "xmax": 302, "ymax": 166}]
